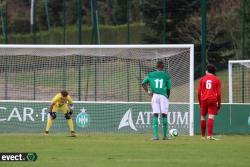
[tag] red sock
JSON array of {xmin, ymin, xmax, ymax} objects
[
  {"xmin": 208, "ymin": 118, "xmax": 214, "ymax": 137},
  {"xmin": 200, "ymin": 120, "xmax": 206, "ymax": 137}
]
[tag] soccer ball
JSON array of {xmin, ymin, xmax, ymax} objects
[{"xmin": 169, "ymin": 128, "xmax": 178, "ymax": 137}]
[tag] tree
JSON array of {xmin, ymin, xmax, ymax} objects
[
  {"xmin": 177, "ymin": 0, "xmax": 249, "ymax": 72},
  {"xmin": 97, "ymin": 0, "xmax": 141, "ymax": 25},
  {"xmin": 141, "ymin": 0, "xmax": 200, "ymax": 44},
  {"xmin": 5, "ymin": 0, "xmax": 30, "ymax": 33}
]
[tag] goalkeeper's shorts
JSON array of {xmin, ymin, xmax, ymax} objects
[{"xmin": 52, "ymin": 105, "xmax": 69, "ymax": 114}]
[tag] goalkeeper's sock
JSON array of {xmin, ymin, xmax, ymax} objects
[
  {"xmin": 45, "ymin": 117, "xmax": 53, "ymax": 132},
  {"xmin": 67, "ymin": 118, "xmax": 74, "ymax": 131},
  {"xmin": 153, "ymin": 115, "xmax": 159, "ymax": 139},
  {"xmin": 207, "ymin": 118, "xmax": 214, "ymax": 137},
  {"xmin": 200, "ymin": 120, "xmax": 206, "ymax": 137},
  {"xmin": 162, "ymin": 116, "xmax": 168, "ymax": 138}
]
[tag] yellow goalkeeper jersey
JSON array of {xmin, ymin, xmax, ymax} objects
[{"xmin": 51, "ymin": 93, "xmax": 73, "ymax": 107}]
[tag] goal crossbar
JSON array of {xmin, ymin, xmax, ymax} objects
[{"xmin": 0, "ymin": 44, "xmax": 194, "ymax": 135}]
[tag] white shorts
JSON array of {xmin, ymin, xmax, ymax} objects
[{"xmin": 151, "ymin": 94, "xmax": 169, "ymax": 114}]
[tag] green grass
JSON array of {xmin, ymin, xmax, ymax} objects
[{"xmin": 0, "ymin": 134, "xmax": 249, "ymax": 167}]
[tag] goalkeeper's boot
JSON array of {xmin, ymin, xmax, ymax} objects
[
  {"xmin": 44, "ymin": 131, "xmax": 49, "ymax": 136},
  {"xmin": 207, "ymin": 136, "xmax": 220, "ymax": 141},
  {"xmin": 71, "ymin": 131, "xmax": 77, "ymax": 137}
]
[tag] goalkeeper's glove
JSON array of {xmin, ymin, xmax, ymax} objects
[
  {"xmin": 69, "ymin": 111, "xmax": 73, "ymax": 115},
  {"xmin": 49, "ymin": 111, "xmax": 57, "ymax": 120},
  {"xmin": 69, "ymin": 105, "xmax": 74, "ymax": 113},
  {"xmin": 65, "ymin": 111, "xmax": 72, "ymax": 119}
]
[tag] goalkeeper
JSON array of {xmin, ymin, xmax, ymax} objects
[
  {"xmin": 142, "ymin": 61, "xmax": 172, "ymax": 140},
  {"xmin": 45, "ymin": 90, "xmax": 76, "ymax": 137}
]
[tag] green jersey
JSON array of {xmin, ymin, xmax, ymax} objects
[{"xmin": 142, "ymin": 70, "xmax": 172, "ymax": 97}]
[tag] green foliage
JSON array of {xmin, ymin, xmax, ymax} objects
[
  {"xmin": 84, "ymin": 0, "xmax": 142, "ymax": 25},
  {"xmin": 98, "ymin": 0, "xmax": 127, "ymax": 25},
  {"xmin": 141, "ymin": 0, "xmax": 200, "ymax": 44},
  {"xmin": 178, "ymin": 3, "xmax": 250, "ymax": 64},
  {"xmin": 4, "ymin": 0, "xmax": 30, "ymax": 33},
  {"xmin": 1, "ymin": 0, "xmax": 143, "ymax": 34},
  {"xmin": 206, "ymin": 4, "xmax": 250, "ymax": 61},
  {"xmin": 0, "ymin": 23, "xmax": 149, "ymax": 44},
  {"xmin": 1, "ymin": 0, "xmax": 249, "ymax": 63}
]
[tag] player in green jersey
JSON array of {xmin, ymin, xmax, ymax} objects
[{"xmin": 142, "ymin": 61, "xmax": 172, "ymax": 140}]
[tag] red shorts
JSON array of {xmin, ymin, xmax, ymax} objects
[{"xmin": 200, "ymin": 99, "xmax": 218, "ymax": 116}]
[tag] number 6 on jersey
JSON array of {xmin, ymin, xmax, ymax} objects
[{"xmin": 206, "ymin": 80, "xmax": 212, "ymax": 89}]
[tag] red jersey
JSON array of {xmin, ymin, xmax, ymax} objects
[{"xmin": 198, "ymin": 74, "xmax": 221, "ymax": 104}]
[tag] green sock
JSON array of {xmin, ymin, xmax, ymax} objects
[
  {"xmin": 162, "ymin": 116, "xmax": 168, "ymax": 138},
  {"xmin": 153, "ymin": 115, "xmax": 159, "ymax": 139}
]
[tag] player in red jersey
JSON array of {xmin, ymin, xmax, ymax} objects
[{"xmin": 198, "ymin": 64, "xmax": 221, "ymax": 140}]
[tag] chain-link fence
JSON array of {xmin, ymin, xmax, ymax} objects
[{"xmin": 0, "ymin": 0, "xmax": 249, "ymax": 75}]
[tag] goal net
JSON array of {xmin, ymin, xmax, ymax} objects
[
  {"xmin": 0, "ymin": 45, "xmax": 194, "ymax": 135},
  {"xmin": 229, "ymin": 60, "xmax": 250, "ymax": 103}
]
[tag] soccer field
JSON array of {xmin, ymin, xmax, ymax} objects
[{"xmin": 0, "ymin": 134, "xmax": 249, "ymax": 167}]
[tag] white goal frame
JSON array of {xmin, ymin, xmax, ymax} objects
[
  {"xmin": 0, "ymin": 44, "xmax": 194, "ymax": 136},
  {"xmin": 228, "ymin": 60, "xmax": 250, "ymax": 104}
]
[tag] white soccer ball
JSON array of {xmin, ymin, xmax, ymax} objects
[{"xmin": 169, "ymin": 128, "xmax": 178, "ymax": 137}]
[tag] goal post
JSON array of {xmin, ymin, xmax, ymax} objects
[
  {"xmin": 229, "ymin": 60, "xmax": 250, "ymax": 103},
  {"xmin": 0, "ymin": 44, "xmax": 194, "ymax": 135}
]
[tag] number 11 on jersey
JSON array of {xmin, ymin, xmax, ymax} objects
[{"xmin": 155, "ymin": 79, "xmax": 163, "ymax": 88}]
